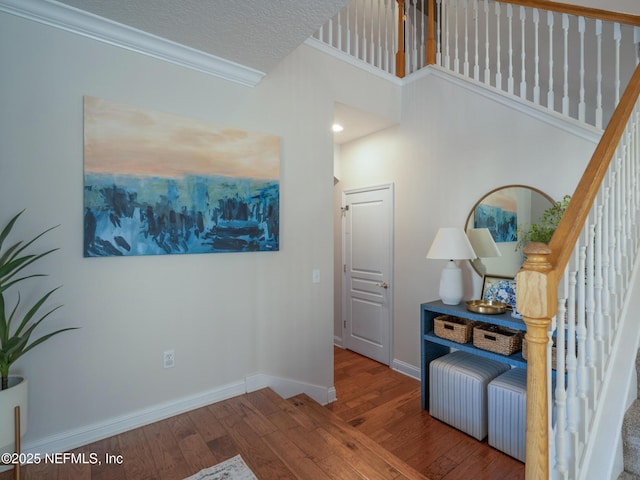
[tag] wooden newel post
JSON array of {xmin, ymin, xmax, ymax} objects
[
  {"xmin": 396, "ymin": 0, "xmax": 406, "ymax": 77},
  {"xmin": 427, "ymin": 0, "xmax": 436, "ymax": 65},
  {"xmin": 516, "ymin": 242, "xmax": 556, "ymax": 480}
]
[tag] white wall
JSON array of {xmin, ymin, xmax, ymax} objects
[
  {"xmin": 336, "ymin": 69, "xmax": 600, "ymax": 370},
  {"xmin": 0, "ymin": 11, "xmax": 399, "ymax": 453}
]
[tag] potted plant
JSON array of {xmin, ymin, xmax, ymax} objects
[
  {"xmin": 515, "ymin": 194, "xmax": 571, "ymax": 250},
  {"xmin": 0, "ymin": 210, "xmax": 77, "ymax": 461}
]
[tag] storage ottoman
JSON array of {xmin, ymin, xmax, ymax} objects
[
  {"xmin": 429, "ymin": 351, "xmax": 510, "ymax": 440},
  {"xmin": 488, "ymin": 368, "xmax": 527, "ymax": 462}
]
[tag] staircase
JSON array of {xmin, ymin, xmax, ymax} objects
[{"xmin": 621, "ymin": 352, "xmax": 640, "ymax": 480}]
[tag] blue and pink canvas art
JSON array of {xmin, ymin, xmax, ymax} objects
[{"xmin": 83, "ymin": 96, "xmax": 280, "ymax": 257}]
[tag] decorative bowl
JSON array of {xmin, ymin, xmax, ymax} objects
[{"xmin": 466, "ymin": 300, "xmax": 507, "ymax": 314}]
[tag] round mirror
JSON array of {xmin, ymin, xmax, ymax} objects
[{"xmin": 465, "ymin": 185, "xmax": 554, "ymax": 278}]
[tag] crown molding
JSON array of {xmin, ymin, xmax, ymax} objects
[{"xmin": 0, "ymin": 0, "xmax": 266, "ymax": 87}]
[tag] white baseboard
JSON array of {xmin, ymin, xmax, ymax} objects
[
  {"xmin": 245, "ymin": 373, "xmax": 336, "ymax": 405},
  {"xmin": 16, "ymin": 375, "xmax": 335, "ymax": 460},
  {"xmin": 391, "ymin": 358, "xmax": 421, "ymax": 381}
]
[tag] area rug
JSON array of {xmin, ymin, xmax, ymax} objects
[{"xmin": 184, "ymin": 455, "xmax": 258, "ymax": 480}]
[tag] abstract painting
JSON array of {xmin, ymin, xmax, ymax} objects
[
  {"xmin": 83, "ymin": 96, "xmax": 280, "ymax": 257},
  {"xmin": 474, "ymin": 188, "xmax": 517, "ymax": 243}
]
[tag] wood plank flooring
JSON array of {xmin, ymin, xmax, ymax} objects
[
  {"xmin": 0, "ymin": 346, "xmax": 524, "ymax": 480},
  {"xmin": 329, "ymin": 346, "xmax": 525, "ymax": 480}
]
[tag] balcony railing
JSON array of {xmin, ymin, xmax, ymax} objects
[{"xmin": 313, "ymin": 0, "xmax": 640, "ymax": 129}]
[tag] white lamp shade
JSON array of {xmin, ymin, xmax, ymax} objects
[
  {"xmin": 426, "ymin": 228, "xmax": 476, "ymax": 305},
  {"xmin": 426, "ymin": 227, "xmax": 477, "ymax": 260},
  {"xmin": 467, "ymin": 228, "xmax": 502, "ymax": 258}
]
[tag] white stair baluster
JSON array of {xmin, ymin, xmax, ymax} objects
[
  {"xmin": 355, "ymin": 0, "xmax": 360, "ymax": 59},
  {"xmin": 533, "ymin": 8, "xmax": 540, "ymax": 104},
  {"xmin": 555, "ymin": 273, "xmax": 569, "ymax": 477},
  {"xmin": 578, "ymin": 17, "xmax": 586, "ymax": 122},
  {"xmin": 595, "ymin": 19, "xmax": 603, "ymax": 129},
  {"xmin": 362, "ymin": 2, "xmax": 369, "ymax": 62},
  {"xmin": 463, "ymin": 0, "xmax": 470, "ymax": 76},
  {"xmin": 454, "ymin": 0, "xmax": 460, "ymax": 72},
  {"xmin": 337, "ymin": 7, "xmax": 342, "ymax": 52},
  {"xmin": 404, "ymin": 0, "xmax": 418, "ymax": 73},
  {"xmin": 615, "ymin": 23, "xmax": 622, "ymax": 107},
  {"xmin": 594, "ymin": 204, "xmax": 606, "ymax": 380},
  {"xmin": 444, "ymin": 0, "xmax": 451, "ymax": 70},
  {"xmin": 376, "ymin": 0, "xmax": 382, "ymax": 69},
  {"xmin": 473, "ymin": 0, "xmax": 479, "ymax": 80},
  {"xmin": 420, "ymin": 0, "xmax": 425, "ymax": 69},
  {"xmin": 577, "ymin": 238, "xmax": 589, "ymax": 441},
  {"xmin": 566, "ymin": 255, "xmax": 579, "ymax": 475},
  {"xmin": 390, "ymin": 0, "xmax": 395, "ymax": 74},
  {"xmin": 520, "ymin": 6, "xmax": 526, "ymax": 99},
  {"xmin": 507, "ymin": 4, "xmax": 514, "ymax": 94},
  {"xmin": 415, "ymin": 0, "xmax": 419, "ymax": 71},
  {"xmin": 548, "ymin": 11, "xmax": 555, "ymax": 112},
  {"xmin": 495, "ymin": 2, "xmax": 501, "ymax": 88},
  {"xmin": 346, "ymin": 4, "xmax": 352, "ymax": 56},
  {"xmin": 586, "ymin": 223, "xmax": 598, "ymax": 408},
  {"xmin": 436, "ymin": 0, "xmax": 443, "ymax": 66},
  {"xmin": 484, "ymin": 0, "xmax": 490, "ymax": 84},
  {"xmin": 636, "ymin": 27, "xmax": 640, "ymax": 65},
  {"xmin": 562, "ymin": 14, "xmax": 570, "ymax": 116}
]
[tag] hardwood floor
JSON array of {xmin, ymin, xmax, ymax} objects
[
  {"xmin": 0, "ymin": 347, "xmax": 524, "ymax": 480},
  {"xmin": 329, "ymin": 346, "xmax": 525, "ymax": 480}
]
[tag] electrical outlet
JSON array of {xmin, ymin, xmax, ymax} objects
[{"xmin": 163, "ymin": 350, "xmax": 175, "ymax": 369}]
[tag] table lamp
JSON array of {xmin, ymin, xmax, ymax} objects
[{"xmin": 426, "ymin": 227, "xmax": 477, "ymax": 305}]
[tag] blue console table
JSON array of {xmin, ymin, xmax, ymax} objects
[{"xmin": 420, "ymin": 300, "xmax": 527, "ymax": 410}]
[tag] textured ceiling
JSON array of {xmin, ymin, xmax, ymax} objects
[{"xmin": 55, "ymin": 0, "xmax": 350, "ymax": 73}]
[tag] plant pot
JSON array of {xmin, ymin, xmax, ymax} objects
[{"xmin": 0, "ymin": 377, "xmax": 28, "ymax": 452}]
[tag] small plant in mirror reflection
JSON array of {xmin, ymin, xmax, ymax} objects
[{"xmin": 515, "ymin": 195, "xmax": 571, "ymax": 250}]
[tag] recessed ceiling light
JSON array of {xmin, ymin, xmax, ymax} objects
[{"xmin": 332, "ymin": 123, "xmax": 344, "ymax": 132}]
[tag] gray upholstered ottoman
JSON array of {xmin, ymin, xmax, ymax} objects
[
  {"xmin": 488, "ymin": 367, "xmax": 527, "ymax": 462},
  {"xmin": 429, "ymin": 351, "xmax": 510, "ymax": 440}
]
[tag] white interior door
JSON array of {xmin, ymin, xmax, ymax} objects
[{"xmin": 342, "ymin": 184, "xmax": 394, "ymax": 365}]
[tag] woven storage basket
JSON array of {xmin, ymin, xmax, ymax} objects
[
  {"xmin": 434, "ymin": 315, "xmax": 476, "ymax": 344},
  {"xmin": 473, "ymin": 324, "xmax": 522, "ymax": 356}
]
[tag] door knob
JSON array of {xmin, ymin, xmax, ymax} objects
[{"xmin": 377, "ymin": 282, "xmax": 389, "ymax": 289}]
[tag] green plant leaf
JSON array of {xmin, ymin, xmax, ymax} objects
[
  {"xmin": 0, "ymin": 211, "xmax": 77, "ymax": 389},
  {"xmin": 516, "ymin": 195, "xmax": 571, "ymax": 250}
]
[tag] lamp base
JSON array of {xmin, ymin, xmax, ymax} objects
[{"xmin": 439, "ymin": 260, "xmax": 463, "ymax": 305}]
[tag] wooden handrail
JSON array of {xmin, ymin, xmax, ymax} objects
[{"xmin": 492, "ymin": 0, "xmax": 640, "ymax": 26}]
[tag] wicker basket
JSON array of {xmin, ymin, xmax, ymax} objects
[
  {"xmin": 473, "ymin": 324, "xmax": 522, "ymax": 356},
  {"xmin": 433, "ymin": 315, "xmax": 476, "ymax": 344}
]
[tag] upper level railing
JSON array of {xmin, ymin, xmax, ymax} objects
[{"xmin": 313, "ymin": 0, "xmax": 640, "ymax": 129}]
